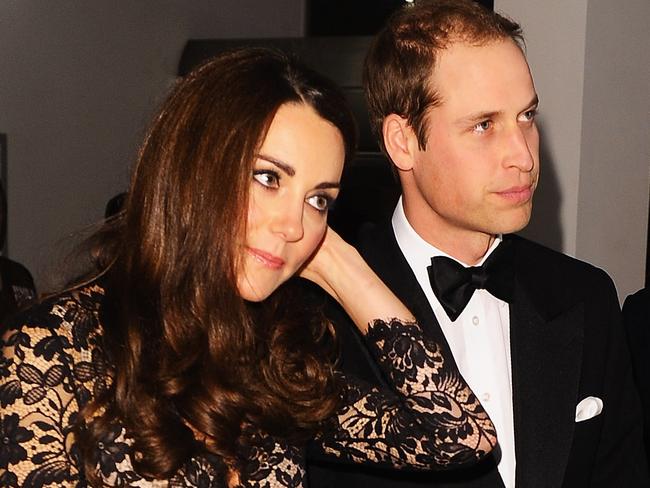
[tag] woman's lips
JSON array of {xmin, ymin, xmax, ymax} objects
[
  {"xmin": 496, "ymin": 185, "xmax": 533, "ymax": 203},
  {"xmin": 246, "ymin": 247, "xmax": 285, "ymax": 269}
]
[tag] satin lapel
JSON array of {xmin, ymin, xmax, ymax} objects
[
  {"xmin": 509, "ymin": 240, "xmax": 584, "ymax": 487},
  {"xmin": 358, "ymin": 222, "xmax": 453, "ymax": 350}
]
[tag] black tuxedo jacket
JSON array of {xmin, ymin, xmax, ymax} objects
[
  {"xmin": 309, "ymin": 223, "xmax": 648, "ymax": 487},
  {"xmin": 623, "ymin": 287, "xmax": 650, "ymax": 469}
]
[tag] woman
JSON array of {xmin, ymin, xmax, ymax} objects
[{"xmin": 0, "ymin": 48, "xmax": 496, "ymax": 487}]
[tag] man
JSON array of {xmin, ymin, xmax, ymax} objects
[
  {"xmin": 308, "ymin": 0, "xmax": 647, "ymax": 486},
  {"xmin": 623, "ymin": 287, "xmax": 650, "ymax": 469}
]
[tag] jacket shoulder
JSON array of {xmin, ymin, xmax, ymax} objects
[
  {"xmin": 508, "ymin": 234, "xmax": 618, "ymax": 314},
  {"xmin": 623, "ymin": 286, "xmax": 649, "ymax": 311},
  {"xmin": 510, "ymin": 234, "xmax": 613, "ymax": 284},
  {"xmin": 622, "ymin": 287, "xmax": 650, "ymax": 325}
]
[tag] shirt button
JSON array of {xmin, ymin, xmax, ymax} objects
[
  {"xmin": 472, "ymin": 316, "xmax": 479, "ymax": 325},
  {"xmin": 482, "ymin": 392, "xmax": 491, "ymax": 402}
]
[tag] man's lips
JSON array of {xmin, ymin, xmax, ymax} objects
[
  {"xmin": 246, "ymin": 247, "xmax": 285, "ymax": 269},
  {"xmin": 495, "ymin": 185, "xmax": 533, "ymax": 203}
]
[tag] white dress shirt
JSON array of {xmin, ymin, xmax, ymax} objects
[{"xmin": 392, "ymin": 198, "xmax": 516, "ymax": 488}]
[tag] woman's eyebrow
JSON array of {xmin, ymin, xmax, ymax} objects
[
  {"xmin": 315, "ymin": 182, "xmax": 340, "ymax": 190},
  {"xmin": 257, "ymin": 154, "xmax": 295, "ymax": 176},
  {"xmin": 256, "ymin": 153, "xmax": 340, "ymax": 190}
]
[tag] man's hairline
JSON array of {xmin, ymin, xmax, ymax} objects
[{"xmin": 384, "ymin": 35, "xmax": 528, "ymax": 136}]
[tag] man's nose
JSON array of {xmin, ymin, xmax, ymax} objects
[{"xmin": 504, "ymin": 125, "xmax": 536, "ymax": 172}]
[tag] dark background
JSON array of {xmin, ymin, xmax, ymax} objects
[{"xmin": 308, "ymin": 0, "xmax": 494, "ymax": 36}]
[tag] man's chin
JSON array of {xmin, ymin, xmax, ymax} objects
[{"xmin": 494, "ymin": 212, "xmax": 532, "ymax": 236}]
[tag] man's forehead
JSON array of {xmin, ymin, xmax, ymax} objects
[{"xmin": 427, "ymin": 38, "xmax": 534, "ymax": 108}]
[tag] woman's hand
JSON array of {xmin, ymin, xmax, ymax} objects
[
  {"xmin": 300, "ymin": 227, "xmax": 360, "ymax": 302},
  {"xmin": 300, "ymin": 227, "xmax": 414, "ymax": 334}
]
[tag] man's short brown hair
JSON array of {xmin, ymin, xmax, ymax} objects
[{"xmin": 363, "ymin": 0, "xmax": 523, "ymax": 154}]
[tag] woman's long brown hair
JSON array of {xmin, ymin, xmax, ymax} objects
[{"xmin": 75, "ymin": 48, "xmax": 356, "ymax": 482}]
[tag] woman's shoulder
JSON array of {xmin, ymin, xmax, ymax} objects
[
  {"xmin": 2, "ymin": 280, "xmax": 106, "ymax": 353},
  {"xmin": 0, "ymin": 281, "xmax": 113, "ymax": 487}
]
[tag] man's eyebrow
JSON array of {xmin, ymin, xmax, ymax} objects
[
  {"xmin": 527, "ymin": 95, "xmax": 540, "ymax": 109},
  {"xmin": 257, "ymin": 154, "xmax": 295, "ymax": 176},
  {"xmin": 456, "ymin": 94, "xmax": 540, "ymax": 126},
  {"xmin": 457, "ymin": 110, "xmax": 501, "ymax": 126}
]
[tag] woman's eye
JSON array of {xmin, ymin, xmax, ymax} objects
[
  {"xmin": 473, "ymin": 120, "xmax": 491, "ymax": 133},
  {"xmin": 253, "ymin": 170, "xmax": 280, "ymax": 189},
  {"xmin": 306, "ymin": 194, "xmax": 331, "ymax": 213}
]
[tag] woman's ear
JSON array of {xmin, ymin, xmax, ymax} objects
[{"xmin": 382, "ymin": 114, "xmax": 418, "ymax": 172}]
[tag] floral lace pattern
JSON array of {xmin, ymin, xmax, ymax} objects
[
  {"xmin": 0, "ymin": 283, "xmax": 495, "ymax": 487},
  {"xmin": 318, "ymin": 319, "xmax": 496, "ymax": 468}
]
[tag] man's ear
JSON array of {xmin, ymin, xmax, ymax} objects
[{"xmin": 382, "ymin": 114, "xmax": 418, "ymax": 171}]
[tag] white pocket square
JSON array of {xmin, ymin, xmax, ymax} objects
[{"xmin": 575, "ymin": 396, "xmax": 603, "ymax": 422}]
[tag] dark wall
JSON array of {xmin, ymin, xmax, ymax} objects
[{"xmin": 307, "ymin": 0, "xmax": 494, "ymax": 36}]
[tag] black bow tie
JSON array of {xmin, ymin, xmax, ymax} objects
[{"xmin": 427, "ymin": 241, "xmax": 514, "ymax": 322}]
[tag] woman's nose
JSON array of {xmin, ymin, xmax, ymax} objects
[{"xmin": 270, "ymin": 202, "xmax": 304, "ymax": 242}]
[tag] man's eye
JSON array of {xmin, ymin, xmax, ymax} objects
[
  {"xmin": 520, "ymin": 109, "xmax": 538, "ymax": 122},
  {"xmin": 253, "ymin": 171, "xmax": 280, "ymax": 188},
  {"xmin": 473, "ymin": 120, "xmax": 491, "ymax": 133},
  {"xmin": 306, "ymin": 194, "xmax": 332, "ymax": 213}
]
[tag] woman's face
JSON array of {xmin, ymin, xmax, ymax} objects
[{"xmin": 237, "ymin": 102, "xmax": 345, "ymax": 302}]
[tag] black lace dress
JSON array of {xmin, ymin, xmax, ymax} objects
[{"xmin": 0, "ymin": 282, "xmax": 496, "ymax": 487}]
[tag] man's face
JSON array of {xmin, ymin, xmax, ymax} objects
[{"xmin": 403, "ymin": 39, "xmax": 539, "ymax": 246}]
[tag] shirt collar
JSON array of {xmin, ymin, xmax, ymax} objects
[{"xmin": 391, "ymin": 196, "xmax": 502, "ymax": 271}]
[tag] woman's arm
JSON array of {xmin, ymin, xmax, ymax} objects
[
  {"xmin": 300, "ymin": 228, "xmax": 415, "ymax": 333},
  {"xmin": 315, "ymin": 318, "xmax": 496, "ymax": 469},
  {"xmin": 301, "ymin": 229, "xmax": 497, "ymax": 470}
]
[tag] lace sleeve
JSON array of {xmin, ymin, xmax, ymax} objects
[
  {"xmin": 236, "ymin": 428, "xmax": 306, "ymax": 488},
  {"xmin": 315, "ymin": 318, "xmax": 497, "ymax": 470},
  {"xmin": 0, "ymin": 310, "xmax": 82, "ymax": 487}
]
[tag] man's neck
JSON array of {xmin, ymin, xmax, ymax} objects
[
  {"xmin": 425, "ymin": 229, "xmax": 496, "ymax": 265},
  {"xmin": 401, "ymin": 201, "xmax": 496, "ymax": 265}
]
